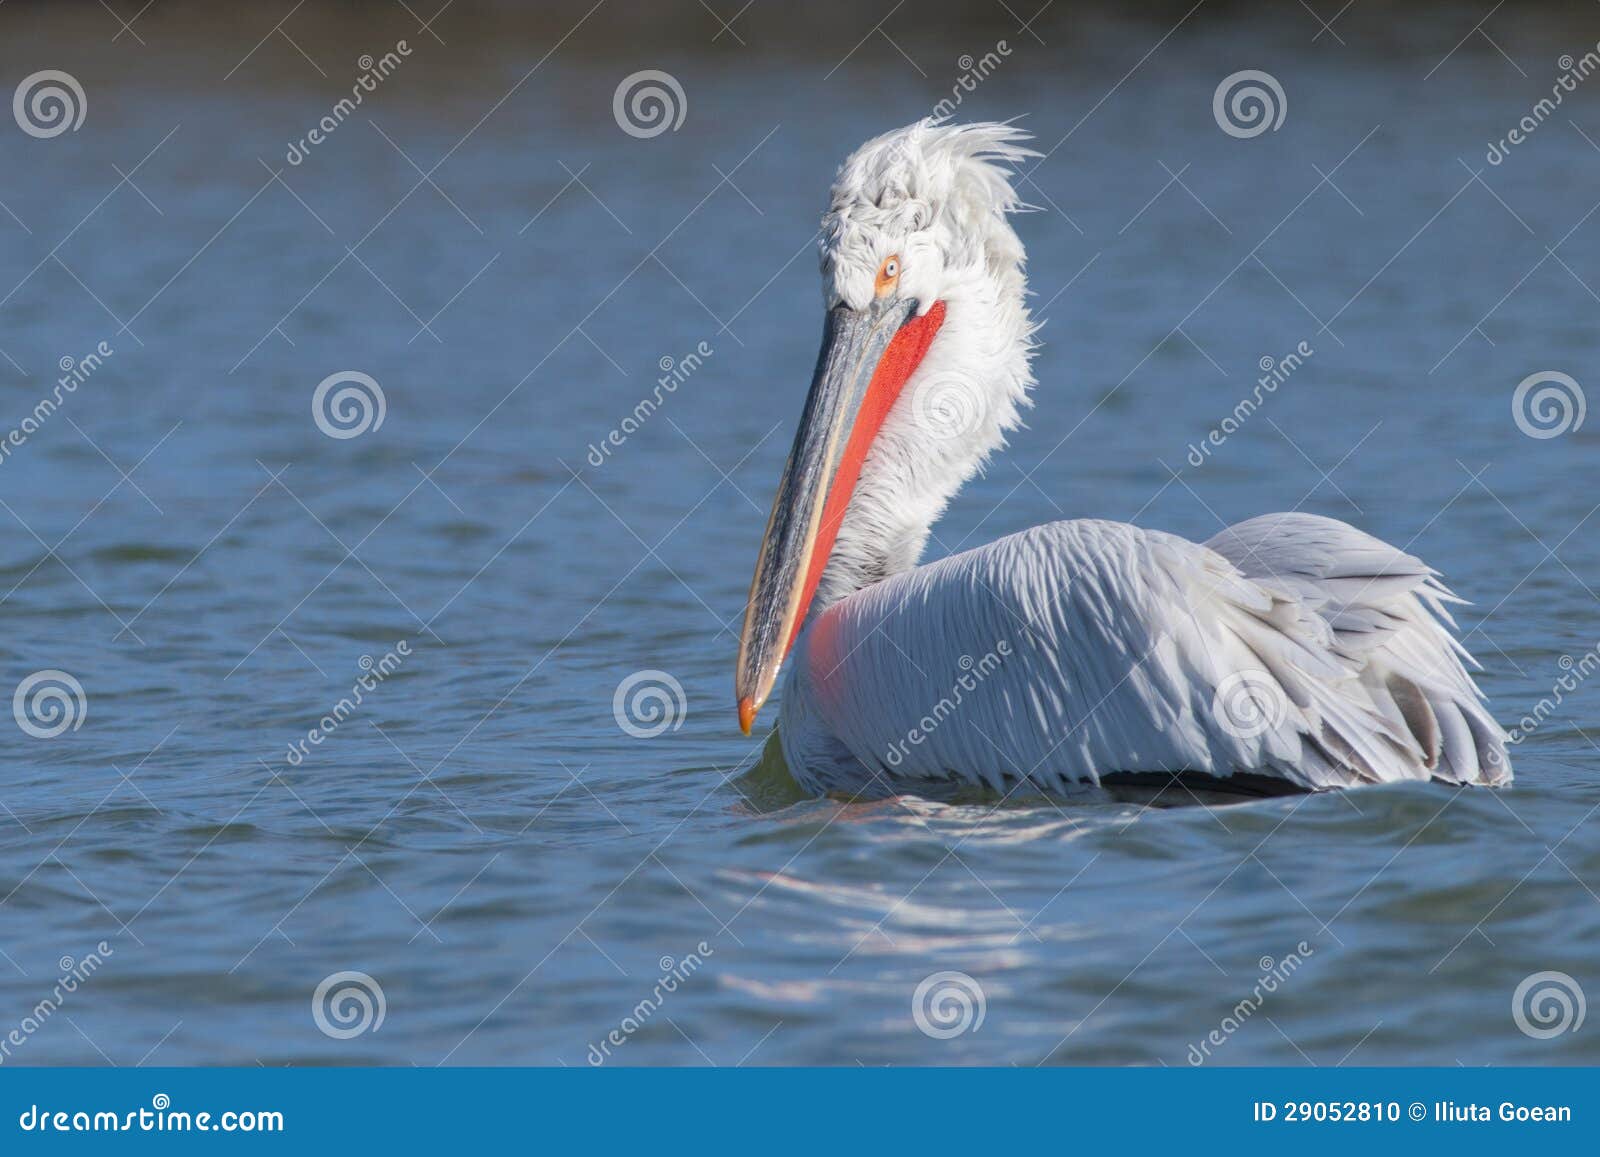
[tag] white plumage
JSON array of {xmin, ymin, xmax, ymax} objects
[
  {"xmin": 738, "ymin": 119, "xmax": 1510, "ymax": 798},
  {"xmin": 781, "ymin": 515, "xmax": 1508, "ymax": 795}
]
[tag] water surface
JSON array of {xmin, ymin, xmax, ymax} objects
[{"xmin": 0, "ymin": 3, "xmax": 1597, "ymax": 1065}]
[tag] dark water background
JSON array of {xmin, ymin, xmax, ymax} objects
[{"xmin": 0, "ymin": 1, "xmax": 1598, "ymax": 1065}]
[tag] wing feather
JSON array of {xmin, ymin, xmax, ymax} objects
[
  {"xmin": 777, "ymin": 515, "xmax": 1510, "ymax": 796},
  {"xmin": 1205, "ymin": 512, "xmax": 1509, "ymax": 786}
]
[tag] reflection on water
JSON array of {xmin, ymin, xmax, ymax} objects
[{"xmin": 0, "ymin": 3, "xmax": 1597, "ymax": 1065}]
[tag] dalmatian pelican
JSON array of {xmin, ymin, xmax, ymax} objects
[{"xmin": 734, "ymin": 119, "xmax": 1510, "ymax": 799}]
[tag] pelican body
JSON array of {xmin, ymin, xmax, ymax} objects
[{"xmin": 734, "ymin": 120, "xmax": 1509, "ymax": 799}]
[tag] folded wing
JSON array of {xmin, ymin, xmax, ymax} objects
[{"xmin": 782, "ymin": 516, "xmax": 1509, "ymax": 794}]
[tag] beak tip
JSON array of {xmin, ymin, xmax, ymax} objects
[{"xmin": 737, "ymin": 696, "xmax": 757, "ymax": 736}]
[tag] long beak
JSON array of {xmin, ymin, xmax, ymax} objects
[{"xmin": 735, "ymin": 295, "xmax": 921, "ymax": 734}]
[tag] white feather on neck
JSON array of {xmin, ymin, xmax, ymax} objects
[{"xmin": 807, "ymin": 120, "xmax": 1039, "ymax": 616}]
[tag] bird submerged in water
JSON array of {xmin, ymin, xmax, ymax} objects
[{"xmin": 734, "ymin": 119, "xmax": 1509, "ymax": 800}]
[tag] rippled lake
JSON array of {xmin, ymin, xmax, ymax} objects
[{"xmin": 0, "ymin": 3, "xmax": 1597, "ymax": 1066}]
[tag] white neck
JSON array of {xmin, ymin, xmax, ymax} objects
[{"xmin": 810, "ymin": 252, "xmax": 1034, "ymax": 615}]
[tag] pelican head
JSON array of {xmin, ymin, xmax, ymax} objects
[{"xmin": 736, "ymin": 119, "xmax": 1039, "ymax": 733}]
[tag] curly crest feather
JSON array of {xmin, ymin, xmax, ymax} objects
[{"xmin": 819, "ymin": 119, "xmax": 1038, "ymax": 307}]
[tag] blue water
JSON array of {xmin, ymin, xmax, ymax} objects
[{"xmin": 0, "ymin": 4, "xmax": 1597, "ymax": 1066}]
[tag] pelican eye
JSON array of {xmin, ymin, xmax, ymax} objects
[{"xmin": 874, "ymin": 255, "xmax": 901, "ymax": 297}]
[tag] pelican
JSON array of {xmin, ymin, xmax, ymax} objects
[{"xmin": 734, "ymin": 119, "xmax": 1510, "ymax": 799}]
